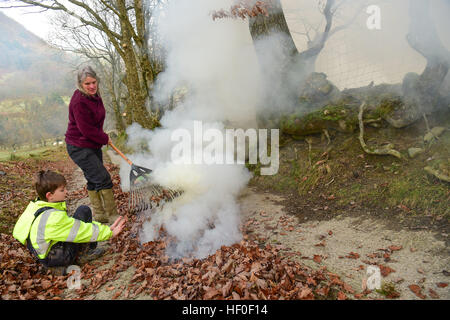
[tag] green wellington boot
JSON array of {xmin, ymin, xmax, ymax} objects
[
  {"xmin": 99, "ymin": 188, "xmax": 119, "ymax": 224},
  {"xmin": 87, "ymin": 190, "xmax": 109, "ymax": 223}
]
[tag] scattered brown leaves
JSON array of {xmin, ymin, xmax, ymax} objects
[
  {"xmin": 313, "ymin": 255, "xmax": 322, "ymax": 263},
  {"xmin": 1, "ymin": 160, "xmax": 355, "ymax": 301}
]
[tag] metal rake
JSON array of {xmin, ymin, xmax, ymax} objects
[{"xmin": 108, "ymin": 141, "xmax": 182, "ymax": 213}]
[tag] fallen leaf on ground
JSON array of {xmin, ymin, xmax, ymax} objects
[
  {"xmin": 203, "ymin": 288, "xmax": 220, "ymax": 299},
  {"xmin": 428, "ymin": 289, "xmax": 439, "ymax": 299},
  {"xmin": 112, "ymin": 291, "xmax": 122, "ymax": 300},
  {"xmin": 314, "ymin": 241, "xmax": 325, "ymax": 247},
  {"xmin": 337, "ymin": 291, "xmax": 347, "ymax": 300},
  {"xmin": 298, "ymin": 288, "xmax": 313, "ymax": 299},
  {"xmin": 41, "ymin": 280, "xmax": 52, "ymax": 290},
  {"xmin": 346, "ymin": 252, "xmax": 360, "ymax": 259},
  {"xmin": 379, "ymin": 265, "xmax": 395, "ymax": 277},
  {"xmin": 408, "ymin": 284, "xmax": 426, "ymax": 299},
  {"xmin": 392, "ymin": 277, "xmax": 404, "ymax": 284}
]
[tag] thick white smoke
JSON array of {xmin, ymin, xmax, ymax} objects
[{"xmin": 120, "ymin": 0, "xmax": 269, "ymax": 259}]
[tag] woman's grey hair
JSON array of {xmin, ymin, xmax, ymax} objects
[{"xmin": 77, "ymin": 65, "xmax": 100, "ymax": 96}]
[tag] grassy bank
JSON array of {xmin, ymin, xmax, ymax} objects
[{"xmin": 250, "ymin": 111, "xmax": 450, "ymax": 219}]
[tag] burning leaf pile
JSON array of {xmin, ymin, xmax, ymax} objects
[
  {"xmin": 0, "ymin": 161, "xmax": 357, "ymax": 300},
  {"xmin": 74, "ymin": 238, "xmax": 354, "ymax": 300},
  {"xmin": 103, "ymin": 238, "xmax": 355, "ymax": 300},
  {"xmin": 59, "ymin": 166, "xmax": 355, "ymax": 300}
]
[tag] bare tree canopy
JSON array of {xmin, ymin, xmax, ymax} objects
[{"xmin": 5, "ymin": 0, "xmax": 165, "ymax": 130}]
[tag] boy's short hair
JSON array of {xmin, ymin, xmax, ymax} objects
[{"xmin": 34, "ymin": 170, "xmax": 67, "ymax": 201}]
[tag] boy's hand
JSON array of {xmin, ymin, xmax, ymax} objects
[{"xmin": 110, "ymin": 216, "xmax": 127, "ymax": 238}]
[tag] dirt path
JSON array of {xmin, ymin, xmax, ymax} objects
[
  {"xmin": 239, "ymin": 188, "xmax": 449, "ymax": 300},
  {"xmin": 63, "ymin": 153, "xmax": 449, "ymax": 300}
]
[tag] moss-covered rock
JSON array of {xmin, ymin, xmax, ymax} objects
[
  {"xmin": 280, "ymin": 94, "xmax": 395, "ymax": 138},
  {"xmin": 425, "ymin": 158, "xmax": 450, "ymax": 182},
  {"xmin": 280, "ymin": 103, "xmax": 358, "ymax": 137},
  {"xmin": 408, "ymin": 147, "xmax": 425, "ymax": 158},
  {"xmin": 366, "ymin": 92, "xmax": 423, "ymax": 129}
]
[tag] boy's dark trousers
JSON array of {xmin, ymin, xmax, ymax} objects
[{"xmin": 27, "ymin": 205, "xmax": 97, "ymax": 267}]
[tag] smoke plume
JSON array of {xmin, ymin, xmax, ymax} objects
[{"xmin": 120, "ymin": 0, "xmax": 277, "ymax": 259}]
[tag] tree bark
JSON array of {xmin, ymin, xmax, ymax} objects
[
  {"xmin": 406, "ymin": 0, "xmax": 449, "ymax": 110},
  {"xmin": 248, "ymin": 0, "xmax": 336, "ymax": 114},
  {"xmin": 248, "ymin": 0, "xmax": 300, "ymax": 114},
  {"xmin": 249, "ymin": 0, "xmax": 298, "ymax": 57}
]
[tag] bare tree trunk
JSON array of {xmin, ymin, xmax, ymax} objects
[
  {"xmin": 116, "ymin": 0, "xmax": 155, "ymax": 129},
  {"xmin": 248, "ymin": 0, "xmax": 336, "ymax": 114},
  {"xmin": 249, "ymin": 0, "xmax": 298, "ymax": 57},
  {"xmin": 406, "ymin": 0, "xmax": 449, "ymax": 109},
  {"xmin": 106, "ymin": 63, "xmax": 126, "ymax": 133},
  {"xmin": 298, "ymin": 0, "xmax": 335, "ymax": 75},
  {"xmin": 248, "ymin": 0, "xmax": 299, "ymax": 114}
]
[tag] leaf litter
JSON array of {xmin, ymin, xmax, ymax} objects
[
  {"xmin": 0, "ymin": 162, "xmax": 358, "ymax": 300},
  {"xmin": 1, "ymin": 161, "xmax": 448, "ymax": 300}
]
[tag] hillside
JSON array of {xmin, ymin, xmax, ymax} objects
[
  {"xmin": 0, "ymin": 11, "xmax": 73, "ymax": 100},
  {"xmin": 0, "ymin": 11, "xmax": 47, "ymax": 72}
]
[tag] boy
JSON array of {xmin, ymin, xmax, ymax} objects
[{"xmin": 13, "ymin": 170, "xmax": 126, "ymax": 275}]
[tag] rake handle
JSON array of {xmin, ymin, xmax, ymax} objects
[{"xmin": 108, "ymin": 141, "xmax": 133, "ymax": 166}]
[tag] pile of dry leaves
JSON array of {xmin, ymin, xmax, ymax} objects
[
  {"xmin": 68, "ymin": 165, "xmax": 356, "ymax": 300},
  {"xmin": 1, "ymin": 162, "xmax": 355, "ymax": 300}
]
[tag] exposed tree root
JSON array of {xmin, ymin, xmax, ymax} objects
[
  {"xmin": 322, "ymin": 129, "xmax": 331, "ymax": 145},
  {"xmin": 423, "ymin": 113, "xmax": 431, "ymax": 133},
  {"xmin": 424, "ymin": 166, "xmax": 450, "ymax": 183},
  {"xmin": 358, "ymin": 102, "xmax": 402, "ymax": 159}
]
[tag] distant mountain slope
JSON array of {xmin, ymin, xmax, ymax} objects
[
  {"xmin": 0, "ymin": 11, "xmax": 48, "ymax": 72},
  {"xmin": 0, "ymin": 11, "xmax": 74, "ymax": 100}
]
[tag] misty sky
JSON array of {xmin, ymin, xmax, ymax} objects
[
  {"xmin": 0, "ymin": 5, "xmax": 52, "ymax": 40},
  {"xmin": 1, "ymin": 0, "xmax": 449, "ymax": 90}
]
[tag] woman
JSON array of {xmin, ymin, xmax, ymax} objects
[{"xmin": 65, "ymin": 66, "xmax": 118, "ymax": 224}]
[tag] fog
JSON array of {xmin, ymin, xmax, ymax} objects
[
  {"xmin": 115, "ymin": 0, "xmax": 450, "ymax": 259},
  {"xmin": 283, "ymin": 0, "xmax": 450, "ymax": 89}
]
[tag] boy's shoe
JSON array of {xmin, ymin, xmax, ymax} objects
[{"xmin": 77, "ymin": 247, "xmax": 106, "ymax": 265}]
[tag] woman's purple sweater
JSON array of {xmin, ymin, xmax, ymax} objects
[{"xmin": 65, "ymin": 89, "xmax": 109, "ymax": 149}]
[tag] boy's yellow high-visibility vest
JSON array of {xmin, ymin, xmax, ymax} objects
[{"xmin": 13, "ymin": 199, "xmax": 112, "ymax": 259}]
